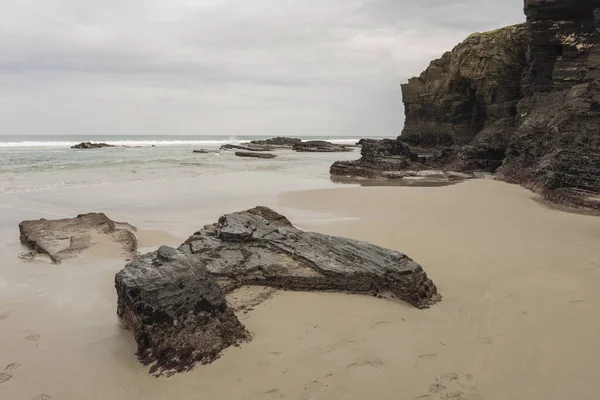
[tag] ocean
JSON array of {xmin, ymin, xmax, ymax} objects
[{"xmin": 0, "ymin": 134, "xmax": 387, "ymax": 195}]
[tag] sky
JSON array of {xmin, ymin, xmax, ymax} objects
[{"xmin": 0, "ymin": 0, "xmax": 525, "ymax": 136}]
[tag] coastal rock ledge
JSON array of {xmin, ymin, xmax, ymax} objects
[
  {"xmin": 115, "ymin": 206, "xmax": 439, "ymax": 375},
  {"xmin": 19, "ymin": 213, "xmax": 138, "ymax": 263}
]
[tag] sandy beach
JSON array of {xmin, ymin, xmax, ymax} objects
[{"xmin": 1, "ymin": 176, "xmax": 599, "ymax": 400}]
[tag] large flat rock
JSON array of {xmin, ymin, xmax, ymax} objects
[
  {"xmin": 115, "ymin": 207, "xmax": 439, "ymax": 374},
  {"xmin": 19, "ymin": 213, "xmax": 138, "ymax": 263}
]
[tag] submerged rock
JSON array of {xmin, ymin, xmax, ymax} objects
[
  {"xmin": 220, "ymin": 144, "xmax": 274, "ymax": 152},
  {"xmin": 293, "ymin": 140, "xmax": 351, "ymax": 153},
  {"xmin": 193, "ymin": 149, "xmax": 218, "ymax": 154},
  {"xmin": 235, "ymin": 151, "xmax": 277, "ymax": 159},
  {"xmin": 71, "ymin": 142, "xmax": 116, "ymax": 149},
  {"xmin": 115, "ymin": 207, "xmax": 439, "ymax": 374},
  {"xmin": 19, "ymin": 213, "xmax": 137, "ymax": 263}
]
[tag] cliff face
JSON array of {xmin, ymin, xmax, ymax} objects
[
  {"xmin": 497, "ymin": 0, "xmax": 600, "ymax": 208},
  {"xmin": 401, "ymin": 24, "xmax": 529, "ymax": 148},
  {"xmin": 332, "ymin": 0, "xmax": 600, "ymax": 209}
]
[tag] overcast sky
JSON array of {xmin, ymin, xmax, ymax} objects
[{"xmin": 0, "ymin": 0, "xmax": 525, "ymax": 136}]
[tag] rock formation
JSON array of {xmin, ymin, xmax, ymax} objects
[
  {"xmin": 193, "ymin": 149, "xmax": 219, "ymax": 154},
  {"xmin": 71, "ymin": 142, "xmax": 116, "ymax": 149},
  {"xmin": 250, "ymin": 137, "xmax": 302, "ymax": 146},
  {"xmin": 293, "ymin": 141, "xmax": 351, "ymax": 153},
  {"xmin": 401, "ymin": 24, "xmax": 529, "ymax": 149},
  {"xmin": 19, "ymin": 213, "xmax": 137, "ymax": 263},
  {"xmin": 115, "ymin": 207, "xmax": 439, "ymax": 374},
  {"xmin": 235, "ymin": 151, "xmax": 277, "ymax": 159},
  {"xmin": 332, "ymin": 0, "xmax": 600, "ymax": 209}
]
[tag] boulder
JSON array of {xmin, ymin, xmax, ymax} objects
[
  {"xmin": 235, "ymin": 151, "xmax": 277, "ymax": 159},
  {"xmin": 19, "ymin": 213, "xmax": 137, "ymax": 263},
  {"xmin": 115, "ymin": 207, "xmax": 439, "ymax": 374},
  {"xmin": 71, "ymin": 142, "xmax": 116, "ymax": 149},
  {"xmin": 293, "ymin": 140, "xmax": 352, "ymax": 153}
]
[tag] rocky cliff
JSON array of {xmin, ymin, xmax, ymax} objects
[
  {"xmin": 401, "ymin": 24, "xmax": 529, "ymax": 148},
  {"xmin": 497, "ymin": 0, "xmax": 600, "ymax": 208},
  {"xmin": 332, "ymin": 0, "xmax": 600, "ymax": 209}
]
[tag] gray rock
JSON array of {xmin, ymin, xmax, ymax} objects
[
  {"xmin": 235, "ymin": 151, "xmax": 277, "ymax": 159},
  {"xmin": 193, "ymin": 149, "xmax": 218, "ymax": 154},
  {"xmin": 115, "ymin": 207, "xmax": 439, "ymax": 374},
  {"xmin": 19, "ymin": 213, "xmax": 137, "ymax": 263},
  {"xmin": 115, "ymin": 246, "xmax": 248, "ymax": 376}
]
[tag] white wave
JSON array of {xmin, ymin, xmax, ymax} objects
[
  {"xmin": 0, "ymin": 137, "xmax": 369, "ymax": 148},
  {"xmin": 0, "ymin": 139, "xmax": 242, "ymax": 148}
]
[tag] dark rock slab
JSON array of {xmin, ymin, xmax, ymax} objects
[
  {"xmin": 250, "ymin": 137, "xmax": 301, "ymax": 146},
  {"xmin": 293, "ymin": 140, "xmax": 352, "ymax": 153},
  {"xmin": 220, "ymin": 144, "xmax": 274, "ymax": 152},
  {"xmin": 19, "ymin": 213, "xmax": 137, "ymax": 263},
  {"xmin": 115, "ymin": 246, "xmax": 248, "ymax": 376},
  {"xmin": 115, "ymin": 207, "xmax": 439, "ymax": 374},
  {"xmin": 71, "ymin": 142, "xmax": 116, "ymax": 149},
  {"xmin": 235, "ymin": 151, "xmax": 277, "ymax": 159},
  {"xmin": 193, "ymin": 149, "xmax": 218, "ymax": 154}
]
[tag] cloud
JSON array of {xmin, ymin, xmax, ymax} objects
[{"xmin": 0, "ymin": 0, "xmax": 525, "ymax": 135}]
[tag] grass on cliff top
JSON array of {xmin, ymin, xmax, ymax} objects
[{"xmin": 467, "ymin": 23, "xmax": 525, "ymax": 40}]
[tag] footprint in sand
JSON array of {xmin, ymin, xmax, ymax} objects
[
  {"xmin": 346, "ymin": 358, "xmax": 384, "ymax": 371},
  {"xmin": 0, "ymin": 372, "xmax": 13, "ymax": 384},
  {"xmin": 5, "ymin": 363, "xmax": 20, "ymax": 372},
  {"xmin": 419, "ymin": 353, "xmax": 438, "ymax": 362},
  {"xmin": 25, "ymin": 334, "xmax": 41, "ymax": 342},
  {"xmin": 371, "ymin": 320, "xmax": 392, "ymax": 329},
  {"xmin": 418, "ymin": 373, "xmax": 483, "ymax": 400},
  {"xmin": 0, "ymin": 310, "xmax": 14, "ymax": 320},
  {"xmin": 477, "ymin": 337, "xmax": 492, "ymax": 345},
  {"xmin": 33, "ymin": 395, "xmax": 52, "ymax": 400}
]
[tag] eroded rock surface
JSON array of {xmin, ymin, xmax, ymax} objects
[
  {"xmin": 115, "ymin": 207, "xmax": 439, "ymax": 374},
  {"xmin": 115, "ymin": 246, "xmax": 248, "ymax": 376},
  {"xmin": 19, "ymin": 213, "xmax": 137, "ymax": 263},
  {"xmin": 220, "ymin": 144, "xmax": 274, "ymax": 152}
]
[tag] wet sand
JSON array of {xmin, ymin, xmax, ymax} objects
[{"xmin": 1, "ymin": 179, "xmax": 600, "ymax": 399}]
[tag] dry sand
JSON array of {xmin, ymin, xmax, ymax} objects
[{"xmin": 1, "ymin": 179, "xmax": 600, "ymax": 399}]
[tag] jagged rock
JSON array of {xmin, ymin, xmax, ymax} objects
[
  {"xmin": 19, "ymin": 213, "xmax": 137, "ymax": 263},
  {"xmin": 250, "ymin": 137, "xmax": 302, "ymax": 146},
  {"xmin": 293, "ymin": 141, "xmax": 351, "ymax": 153},
  {"xmin": 115, "ymin": 207, "xmax": 439, "ymax": 374},
  {"xmin": 71, "ymin": 142, "xmax": 116, "ymax": 149},
  {"xmin": 115, "ymin": 246, "xmax": 248, "ymax": 376},
  {"xmin": 220, "ymin": 144, "xmax": 274, "ymax": 152},
  {"xmin": 235, "ymin": 151, "xmax": 277, "ymax": 159},
  {"xmin": 401, "ymin": 24, "xmax": 528, "ymax": 148}
]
